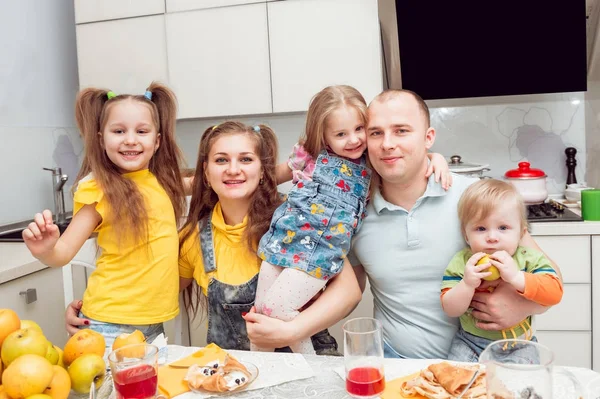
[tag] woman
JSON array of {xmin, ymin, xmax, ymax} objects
[{"xmin": 66, "ymin": 121, "xmax": 361, "ymax": 353}]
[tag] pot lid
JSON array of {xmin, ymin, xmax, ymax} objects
[
  {"xmin": 505, "ymin": 162, "xmax": 546, "ymax": 178},
  {"xmin": 448, "ymin": 155, "xmax": 489, "ymax": 172}
]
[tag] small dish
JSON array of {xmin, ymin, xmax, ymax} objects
[{"xmin": 188, "ymin": 361, "xmax": 259, "ymax": 395}]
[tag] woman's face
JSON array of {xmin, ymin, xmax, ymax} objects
[{"xmin": 204, "ymin": 133, "xmax": 263, "ymax": 202}]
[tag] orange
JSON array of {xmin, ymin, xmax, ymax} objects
[
  {"xmin": 3, "ymin": 354, "xmax": 53, "ymax": 399},
  {"xmin": 43, "ymin": 365, "xmax": 71, "ymax": 399},
  {"xmin": 62, "ymin": 330, "xmax": 105, "ymax": 367},
  {"xmin": 112, "ymin": 330, "xmax": 146, "ymax": 359},
  {"xmin": 0, "ymin": 309, "xmax": 21, "ymax": 348}
]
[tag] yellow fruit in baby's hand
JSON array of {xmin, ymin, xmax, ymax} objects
[
  {"xmin": 3, "ymin": 354, "xmax": 53, "ymax": 399},
  {"xmin": 111, "ymin": 330, "xmax": 146, "ymax": 359},
  {"xmin": 42, "ymin": 365, "xmax": 71, "ymax": 399},
  {"xmin": 477, "ymin": 255, "xmax": 500, "ymax": 281}
]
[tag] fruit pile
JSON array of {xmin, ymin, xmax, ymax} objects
[{"xmin": 0, "ymin": 309, "xmax": 106, "ymax": 399}]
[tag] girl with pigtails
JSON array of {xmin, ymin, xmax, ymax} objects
[{"xmin": 22, "ymin": 82, "xmax": 187, "ymax": 352}]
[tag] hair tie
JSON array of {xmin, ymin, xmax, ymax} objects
[
  {"xmin": 253, "ymin": 125, "xmax": 260, "ymax": 133},
  {"xmin": 211, "ymin": 125, "xmax": 218, "ymax": 131},
  {"xmin": 144, "ymin": 90, "xmax": 152, "ymax": 100},
  {"xmin": 107, "ymin": 91, "xmax": 117, "ymax": 100}
]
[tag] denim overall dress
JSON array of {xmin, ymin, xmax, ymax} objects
[
  {"xmin": 200, "ymin": 216, "xmax": 341, "ymax": 354},
  {"xmin": 258, "ymin": 150, "xmax": 371, "ymax": 280}
]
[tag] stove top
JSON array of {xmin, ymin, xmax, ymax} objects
[{"xmin": 526, "ymin": 201, "xmax": 582, "ymax": 222}]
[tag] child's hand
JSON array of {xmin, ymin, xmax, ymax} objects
[
  {"xmin": 464, "ymin": 252, "xmax": 492, "ymax": 288},
  {"xmin": 426, "ymin": 153, "xmax": 453, "ymax": 190},
  {"xmin": 490, "ymin": 251, "xmax": 523, "ymax": 288},
  {"xmin": 22, "ymin": 210, "xmax": 60, "ymax": 257}
]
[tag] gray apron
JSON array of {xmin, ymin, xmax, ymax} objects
[{"xmin": 200, "ymin": 217, "xmax": 340, "ymax": 354}]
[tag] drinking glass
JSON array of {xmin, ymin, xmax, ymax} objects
[
  {"xmin": 479, "ymin": 339, "xmax": 583, "ymax": 398},
  {"xmin": 343, "ymin": 317, "xmax": 385, "ymax": 398},
  {"xmin": 108, "ymin": 343, "xmax": 165, "ymax": 399}
]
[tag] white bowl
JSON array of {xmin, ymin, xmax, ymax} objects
[{"xmin": 565, "ymin": 184, "xmax": 592, "ymax": 202}]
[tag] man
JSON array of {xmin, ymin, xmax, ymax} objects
[{"xmin": 349, "ymin": 89, "xmax": 559, "ymax": 359}]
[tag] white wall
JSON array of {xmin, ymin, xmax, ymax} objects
[
  {"xmin": 0, "ymin": 1, "xmax": 81, "ymax": 225},
  {"xmin": 176, "ymin": 91, "xmax": 589, "ymax": 196}
]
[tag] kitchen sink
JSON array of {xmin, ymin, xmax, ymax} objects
[{"xmin": 0, "ymin": 221, "xmax": 71, "ymax": 242}]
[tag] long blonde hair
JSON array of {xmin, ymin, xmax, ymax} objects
[
  {"xmin": 180, "ymin": 121, "xmax": 282, "ymax": 318},
  {"xmin": 301, "ymin": 85, "xmax": 368, "ymax": 159},
  {"xmin": 74, "ymin": 82, "xmax": 186, "ymax": 243}
]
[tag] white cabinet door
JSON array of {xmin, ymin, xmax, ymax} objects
[
  {"xmin": 268, "ymin": 0, "xmax": 383, "ymax": 113},
  {"xmin": 75, "ymin": 0, "xmax": 165, "ymax": 24},
  {"xmin": 536, "ymin": 331, "xmax": 591, "ymax": 368},
  {"xmin": 592, "ymin": 235, "xmax": 600, "ymax": 370},
  {"xmin": 76, "ymin": 15, "xmax": 169, "ymax": 94},
  {"xmin": 166, "ymin": 0, "xmax": 266, "ymax": 13},
  {"xmin": 531, "ymin": 235, "xmax": 590, "ymax": 283},
  {"xmin": 0, "ymin": 267, "xmax": 68, "ymax": 347},
  {"xmin": 166, "ymin": 4, "xmax": 272, "ymax": 118},
  {"xmin": 536, "ymin": 284, "xmax": 591, "ymax": 331}
]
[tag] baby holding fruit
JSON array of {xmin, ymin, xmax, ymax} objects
[{"xmin": 440, "ymin": 179, "xmax": 563, "ymax": 362}]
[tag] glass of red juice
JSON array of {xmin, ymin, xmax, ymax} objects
[
  {"xmin": 343, "ymin": 318, "xmax": 385, "ymax": 399},
  {"xmin": 108, "ymin": 343, "xmax": 165, "ymax": 399}
]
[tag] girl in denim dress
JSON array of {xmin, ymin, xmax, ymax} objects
[{"xmin": 254, "ymin": 85, "xmax": 451, "ymax": 353}]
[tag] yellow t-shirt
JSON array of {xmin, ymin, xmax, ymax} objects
[
  {"xmin": 179, "ymin": 203, "xmax": 260, "ymax": 296},
  {"xmin": 74, "ymin": 169, "xmax": 179, "ymax": 325}
]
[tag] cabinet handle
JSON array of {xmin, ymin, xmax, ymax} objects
[{"xmin": 19, "ymin": 288, "xmax": 37, "ymax": 304}]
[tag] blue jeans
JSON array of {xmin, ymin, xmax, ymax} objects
[
  {"xmin": 79, "ymin": 312, "xmax": 165, "ymax": 360},
  {"xmin": 448, "ymin": 327, "xmax": 539, "ymax": 363},
  {"xmin": 384, "ymin": 341, "xmax": 406, "ymax": 359}
]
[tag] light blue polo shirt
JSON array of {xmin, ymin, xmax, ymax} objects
[{"xmin": 349, "ymin": 173, "xmax": 478, "ymax": 359}]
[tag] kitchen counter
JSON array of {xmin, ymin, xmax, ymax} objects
[
  {"xmin": 0, "ymin": 243, "xmax": 47, "ymax": 284},
  {"xmin": 0, "ymin": 238, "xmax": 96, "ymax": 284},
  {"xmin": 530, "ymin": 220, "xmax": 600, "ymax": 236}
]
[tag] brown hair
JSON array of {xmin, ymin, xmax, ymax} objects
[
  {"xmin": 457, "ymin": 179, "xmax": 528, "ymax": 239},
  {"xmin": 180, "ymin": 121, "xmax": 282, "ymax": 318},
  {"xmin": 371, "ymin": 89, "xmax": 431, "ymax": 128},
  {"xmin": 74, "ymin": 82, "xmax": 186, "ymax": 243},
  {"xmin": 301, "ymin": 85, "xmax": 368, "ymax": 159}
]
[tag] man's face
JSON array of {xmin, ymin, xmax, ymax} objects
[{"xmin": 366, "ymin": 94, "xmax": 435, "ymax": 186}]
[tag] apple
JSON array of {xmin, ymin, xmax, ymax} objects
[
  {"xmin": 0, "ymin": 386, "xmax": 10, "ymax": 399},
  {"xmin": 68, "ymin": 354, "xmax": 106, "ymax": 394},
  {"xmin": 20, "ymin": 320, "xmax": 43, "ymax": 334},
  {"xmin": 53, "ymin": 345, "xmax": 65, "ymax": 369},
  {"xmin": 112, "ymin": 330, "xmax": 146, "ymax": 358},
  {"xmin": 2, "ymin": 354, "xmax": 53, "ymax": 399},
  {"xmin": 477, "ymin": 255, "xmax": 501, "ymax": 281},
  {"xmin": 43, "ymin": 365, "xmax": 71, "ymax": 399},
  {"xmin": 0, "ymin": 309, "xmax": 21, "ymax": 348},
  {"xmin": 1, "ymin": 328, "xmax": 48, "ymax": 366},
  {"xmin": 23, "ymin": 395, "xmax": 52, "ymax": 399},
  {"xmin": 63, "ymin": 330, "xmax": 105, "ymax": 366},
  {"xmin": 44, "ymin": 343, "xmax": 59, "ymax": 366}
]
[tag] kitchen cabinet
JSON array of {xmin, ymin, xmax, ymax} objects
[
  {"xmin": 74, "ymin": 0, "xmax": 165, "ymax": 24},
  {"xmin": 166, "ymin": 4, "xmax": 272, "ymax": 119},
  {"xmin": 76, "ymin": 15, "xmax": 169, "ymax": 94},
  {"xmin": 592, "ymin": 235, "xmax": 600, "ymax": 370},
  {"xmin": 532, "ymin": 235, "xmax": 592, "ymax": 369},
  {"xmin": 0, "ymin": 267, "xmax": 68, "ymax": 347},
  {"xmin": 166, "ymin": 0, "xmax": 272, "ymax": 13},
  {"xmin": 268, "ymin": 0, "xmax": 382, "ymax": 112}
]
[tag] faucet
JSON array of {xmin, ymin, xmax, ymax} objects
[{"xmin": 43, "ymin": 167, "xmax": 69, "ymax": 225}]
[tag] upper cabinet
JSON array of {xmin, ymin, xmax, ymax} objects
[
  {"xmin": 76, "ymin": 15, "xmax": 169, "ymax": 93},
  {"xmin": 387, "ymin": 0, "xmax": 587, "ymax": 100},
  {"xmin": 74, "ymin": 0, "xmax": 383, "ymax": 118},
  {"xmin": 166, "ymin": 4, "xmax": 272, "ymax": 118},
  {"xmin": 74, "ymin": 0, "xmax": 165, "ymax": 24},
  {"xmin": 268, "ymin": 0, "xmax": 382, "ymax": 113},
  {"xmin": 166, "ymin": 0, "xmax": 268, "ymax": 13}
]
